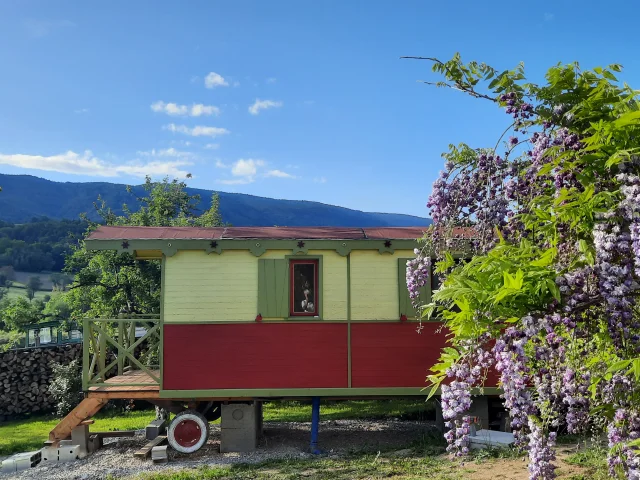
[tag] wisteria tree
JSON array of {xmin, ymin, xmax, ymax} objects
[{"xmin": 406, "ymin": 54, "xmax": 640, "ymax": 479}]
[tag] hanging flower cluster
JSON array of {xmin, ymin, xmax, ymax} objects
[
  {"xmin": 441, "ymin": 342, "xmax": 494, "ymax": 456},
  {"xmin": 409, "ymin": 54, "xmax": 640, "ymax": 479}
]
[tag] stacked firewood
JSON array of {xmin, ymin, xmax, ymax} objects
[{"xmin": 0, "ymin": 344, "xmax": 82, "ymax": 419}]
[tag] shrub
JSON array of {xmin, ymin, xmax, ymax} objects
[{"xmin": 49, "ymin": 359, "xmax": 83, "ymax": 417}]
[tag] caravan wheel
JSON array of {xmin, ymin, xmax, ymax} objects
[{"xmin": 167, "ymin": 410, "xmax": 210, "ymax": 453}]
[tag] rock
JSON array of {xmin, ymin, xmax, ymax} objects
[{"xmin": 393, "ymin": 448, "xmax": 414, "ymax": 457}]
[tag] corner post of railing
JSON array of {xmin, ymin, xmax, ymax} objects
[
  {"xmin": 98, "ymin": 327, "xmax": 106, "ymax": 381},
  {"xmin": 117, "ymin": 321, "xmax": 125, "ymax": 376},
  {"xmin": 82, "ymin": 318, "xmax": 89, "ymax": 391}
]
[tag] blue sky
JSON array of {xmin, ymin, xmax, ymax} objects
[{"xmin": 1, "ymin": 1, "xmax": 639, "ymax": 218}]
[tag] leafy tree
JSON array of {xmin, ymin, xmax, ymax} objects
[
  {"xmin": 406, "ymin": 54, "xmax": 640, "ymax": 478},
  {"xmin": 64, "ymin": 176, "xmax": 223, "ymax": 319},
  {"xmin": 50, "ymin": 272, "xmax": 73, "ymax": 290},
  {"xmin": 43, "ymin": 293, "xmax": 71, "ymax": 322},
  {"xmin": 0, "ymin": 296, "xmax": 43, "ymax": 330}
]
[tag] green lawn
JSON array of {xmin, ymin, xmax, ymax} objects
[
  {"xmin": 0, "ymin": 409, "xmax": 156, "ymax": 455},
  {"xmin": 0, "ymin": 399, "xmax": 609, "ymax": 480},
  {"xmin": 0, "ymin": 400, "xmax": 430, "ymax": 456},
  {"xmin": 131, "ymin": 444, "xmax": 609, "ymax": 480}
]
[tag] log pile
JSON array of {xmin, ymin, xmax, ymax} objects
[{"xmin": 0, "ymin": 344, "xmax": 82, "ymax": 419}]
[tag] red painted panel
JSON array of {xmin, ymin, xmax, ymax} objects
[
  {"xmin": 163, "ymin": 323, "xmax": 348, "ymax": 390},
  {"xmin": 351, "ymin": 322, "xmax": 448, "ymax": 388},
  {"xmin": 351, "ymin": 323, "xmax": 499, "ymax": 389}
]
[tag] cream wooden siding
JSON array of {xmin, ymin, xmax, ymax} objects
[
  {"xmin": 164, "ymin": 250, "xmax": 258, "ymax": 323},
  {"xmin": 163, "ymin": 249, "xmax": 348, "ymax": 322},
  {"xmin": 309, "ymin": 250, "xmax": 347, "ymax": 320},
  {"xmin": 350, "ymin": 250, "xmax": 414, "ymax": 320}
]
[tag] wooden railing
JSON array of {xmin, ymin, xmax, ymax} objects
[{"xmin": 82, "ymin": 315, "xmax": 161, "ymax": 390}]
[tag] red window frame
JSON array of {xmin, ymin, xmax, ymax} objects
[{"xmin": 289, "ymin": 259, "xmax": 319, "ymax": 317}]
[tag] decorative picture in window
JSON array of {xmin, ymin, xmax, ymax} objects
[{"xmin": 290, "ymin": 259, "xmax": 319, "ymax": 316}]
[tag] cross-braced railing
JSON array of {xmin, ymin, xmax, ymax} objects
[{"xmin": 82, "ymin": 315, "xmax": 161, "ymax": 390}]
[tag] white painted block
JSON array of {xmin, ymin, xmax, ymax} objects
[
  {"xmin": 1, "ymin": 450, "xmax": 42, "ymax": 472},
  {"xmin": 41, "ymin": 444, "xmax": 85, "ymax": 463},
  {"xmin": 469, "ymin": 429, "xmax": 515, "ymax": 450}
]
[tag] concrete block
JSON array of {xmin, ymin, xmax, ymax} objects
[
  {"xmin": 71, "ymin": 424, "xmax": 90, "ymax": 454},
  {"xmin": 151, "ymin": 445, "xmax": 168, "ymax": 464},
  {"xmin": 146, "ymin": 419, "xmax": 168, "ymax": 440},
  {"xmin": 469, "ymin": 429, "xmax": 515, "ymax": 450},
  {"xmin": 221, "ymin": 403, "xmax": 256, "ymax": 430},
  {"xmin": 220, "ymin": 427, "xmax": 257, "ymax": 453},
  {"xmin": 220, "ymin": 403, "xmax": 260, "ymax": 453},
  {"xmin": 1, "ymin": 451, "xmax": 42, "ymax": 473},
  {"xmin": 41, "ymin": 444, "xmax": 84, "ymax": 463},
  {"xmin": 87, "ymin": 434, "xmax": 103, "ymax": 453}
]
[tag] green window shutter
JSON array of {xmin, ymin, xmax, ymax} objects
[
  {"xmin": 258, "ymin": 259, "xmax": 289, "ymax": 317},
  {"xmin": 398, "ymin": 258, "xmax": 431, "ymax": 318}
]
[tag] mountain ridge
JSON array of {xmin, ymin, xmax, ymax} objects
[{"xmin": 0, "ymin": 174, "xmax": 432, "ymax": 227}]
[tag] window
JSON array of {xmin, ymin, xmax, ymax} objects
[{"xmin": 290, "ymin": 259, "xmax": 319, "ymax": 316}]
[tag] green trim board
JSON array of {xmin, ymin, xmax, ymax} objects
[
  {"xmin": 84, "ymin": 238, "xmax": 458, "ymax": 258},
  {"xmin": 160, "ymin": 387, "xmax": 502, "ymax": 399},
  {"xmin": 160, "ymin": 254, "xmax": 166, "ymax": 391}
]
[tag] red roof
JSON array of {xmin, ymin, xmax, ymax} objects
[{"xmin": 86, "ymin": 225, "xmax": 439, "ymax": 241}]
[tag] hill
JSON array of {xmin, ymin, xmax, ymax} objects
[{"xmin": 0, "ymin": 174, "xmax": 432, "ymax": 227}]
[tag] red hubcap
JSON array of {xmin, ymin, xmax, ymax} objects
[{"xmin": 174, "ymin": 419, "xmax": 202, "ymax": 448}]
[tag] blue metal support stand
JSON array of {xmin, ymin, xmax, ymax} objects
[{"xmin": 310, "ymin": 396, "xmax": 321, "ymax": 454}]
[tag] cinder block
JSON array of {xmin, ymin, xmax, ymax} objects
[
  {"xmin": 220, "ymin": 402, "xmax": 259, "ymax": 453},
  {"xmin": 87, "ymin": 434, "xmax": 103, "ymax": 453},
  {"xmin": 221, "ymin": 403, "xmax": 256, "ymax": 429},
  {"xmin": 151, "ymin": 445, "xmax": 168, "ymax": 464},
  {"xmin": 72, "ymin": 424, "xmax": 90, "ymax": 454},
  {"xmin": 220, "ymin": 427, "xmax": 257, "ymax": 453},
  {"xmin": 146, "ymin": 419, "xmax": 168, "ymax": 440},
  {"xmin": 2, "ymin": 450, "xmax": 42, "ymax": 473},
  {"xmin": 41, "ymin": 444, "xmax": 84, "ymax": 463}
]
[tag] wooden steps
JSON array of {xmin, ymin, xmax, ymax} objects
[{"xmin": 48, "ymin": 397, "xmax": 108, "ymax": 446}]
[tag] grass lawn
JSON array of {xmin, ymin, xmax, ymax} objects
[
  {"xmin": 0, "ymin": 409, "xmax": 156, "ymax": 455},
  {"xmin": 131, "ymin": 442, "xmax": 609, "ymax": 480},
  {"xmin": 0, "ymin": 399, "xmax": 609, "ymax": 480},
  {"xmin": 0, "ymin": 399, "xmax": 431, "ymax": 456}
]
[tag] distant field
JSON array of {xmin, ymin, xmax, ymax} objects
[
  {"xmin": 5, "ymin": 285, "xmax": 49, "ymax": 300},
  {"xmin": 12, "ymin": 271, "xmax": 55, "ymax": 290}
]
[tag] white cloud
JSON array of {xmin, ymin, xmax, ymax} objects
[
  {"xmin": 204, "ymin": 72, "xmax": 229, "ymax": 88},
  {"xmin": 231, "ymin": 158, "xmax": 265, "ymax": 177},
  {"xmin": 248, "ymin": 99, "xmax": 283, "ymax": 115},
  {"xmin": 0, "ymin": 150, "xmax": 192, "ymax": 178},
  {"xmin": 24, "ymin": 19, "xmax": 75, "ymax": 38},
  {"xmin": 314, "ymin": 176, "xmax": 327, "ymax": 184},
  {"xmin": 216, "ymin": 158, "xmax": 293, "ymax": 183},
  {"xmin": 74, "ymin": 108, "xmax": 89, "ymax": 114},
  {"xmin": 266, "ymin": 77, "xmax": 277, "ymax": 84},
  {"xmin": 265, "ymin": 169, "xmax": 295, "ymax": 179},
  {"xmin": 151, "ymin": 101, "xmax": 220, "ymax": 117},
  {"xmin": 136, "ymin": 147, "xmax": 193, "ymax": 158},
  {"xmin": 204, "ymin": 143, "xmax": 220, "ymax": 150},
  {"xmin": 164, "ymin": 124, "xmax": 230, "ymax": 138},
  {"xmin": 218, "ymin": 178, "xmax": 253, "ymax": 185}
]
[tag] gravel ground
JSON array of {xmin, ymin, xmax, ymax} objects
[{"xmin": 1, "ymin": 419, "xmax": 436, "ymax": 480}]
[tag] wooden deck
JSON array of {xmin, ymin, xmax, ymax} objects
[{"xmin": 87, "ymin": 370, "xmax": 160, "ymax": 399}]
